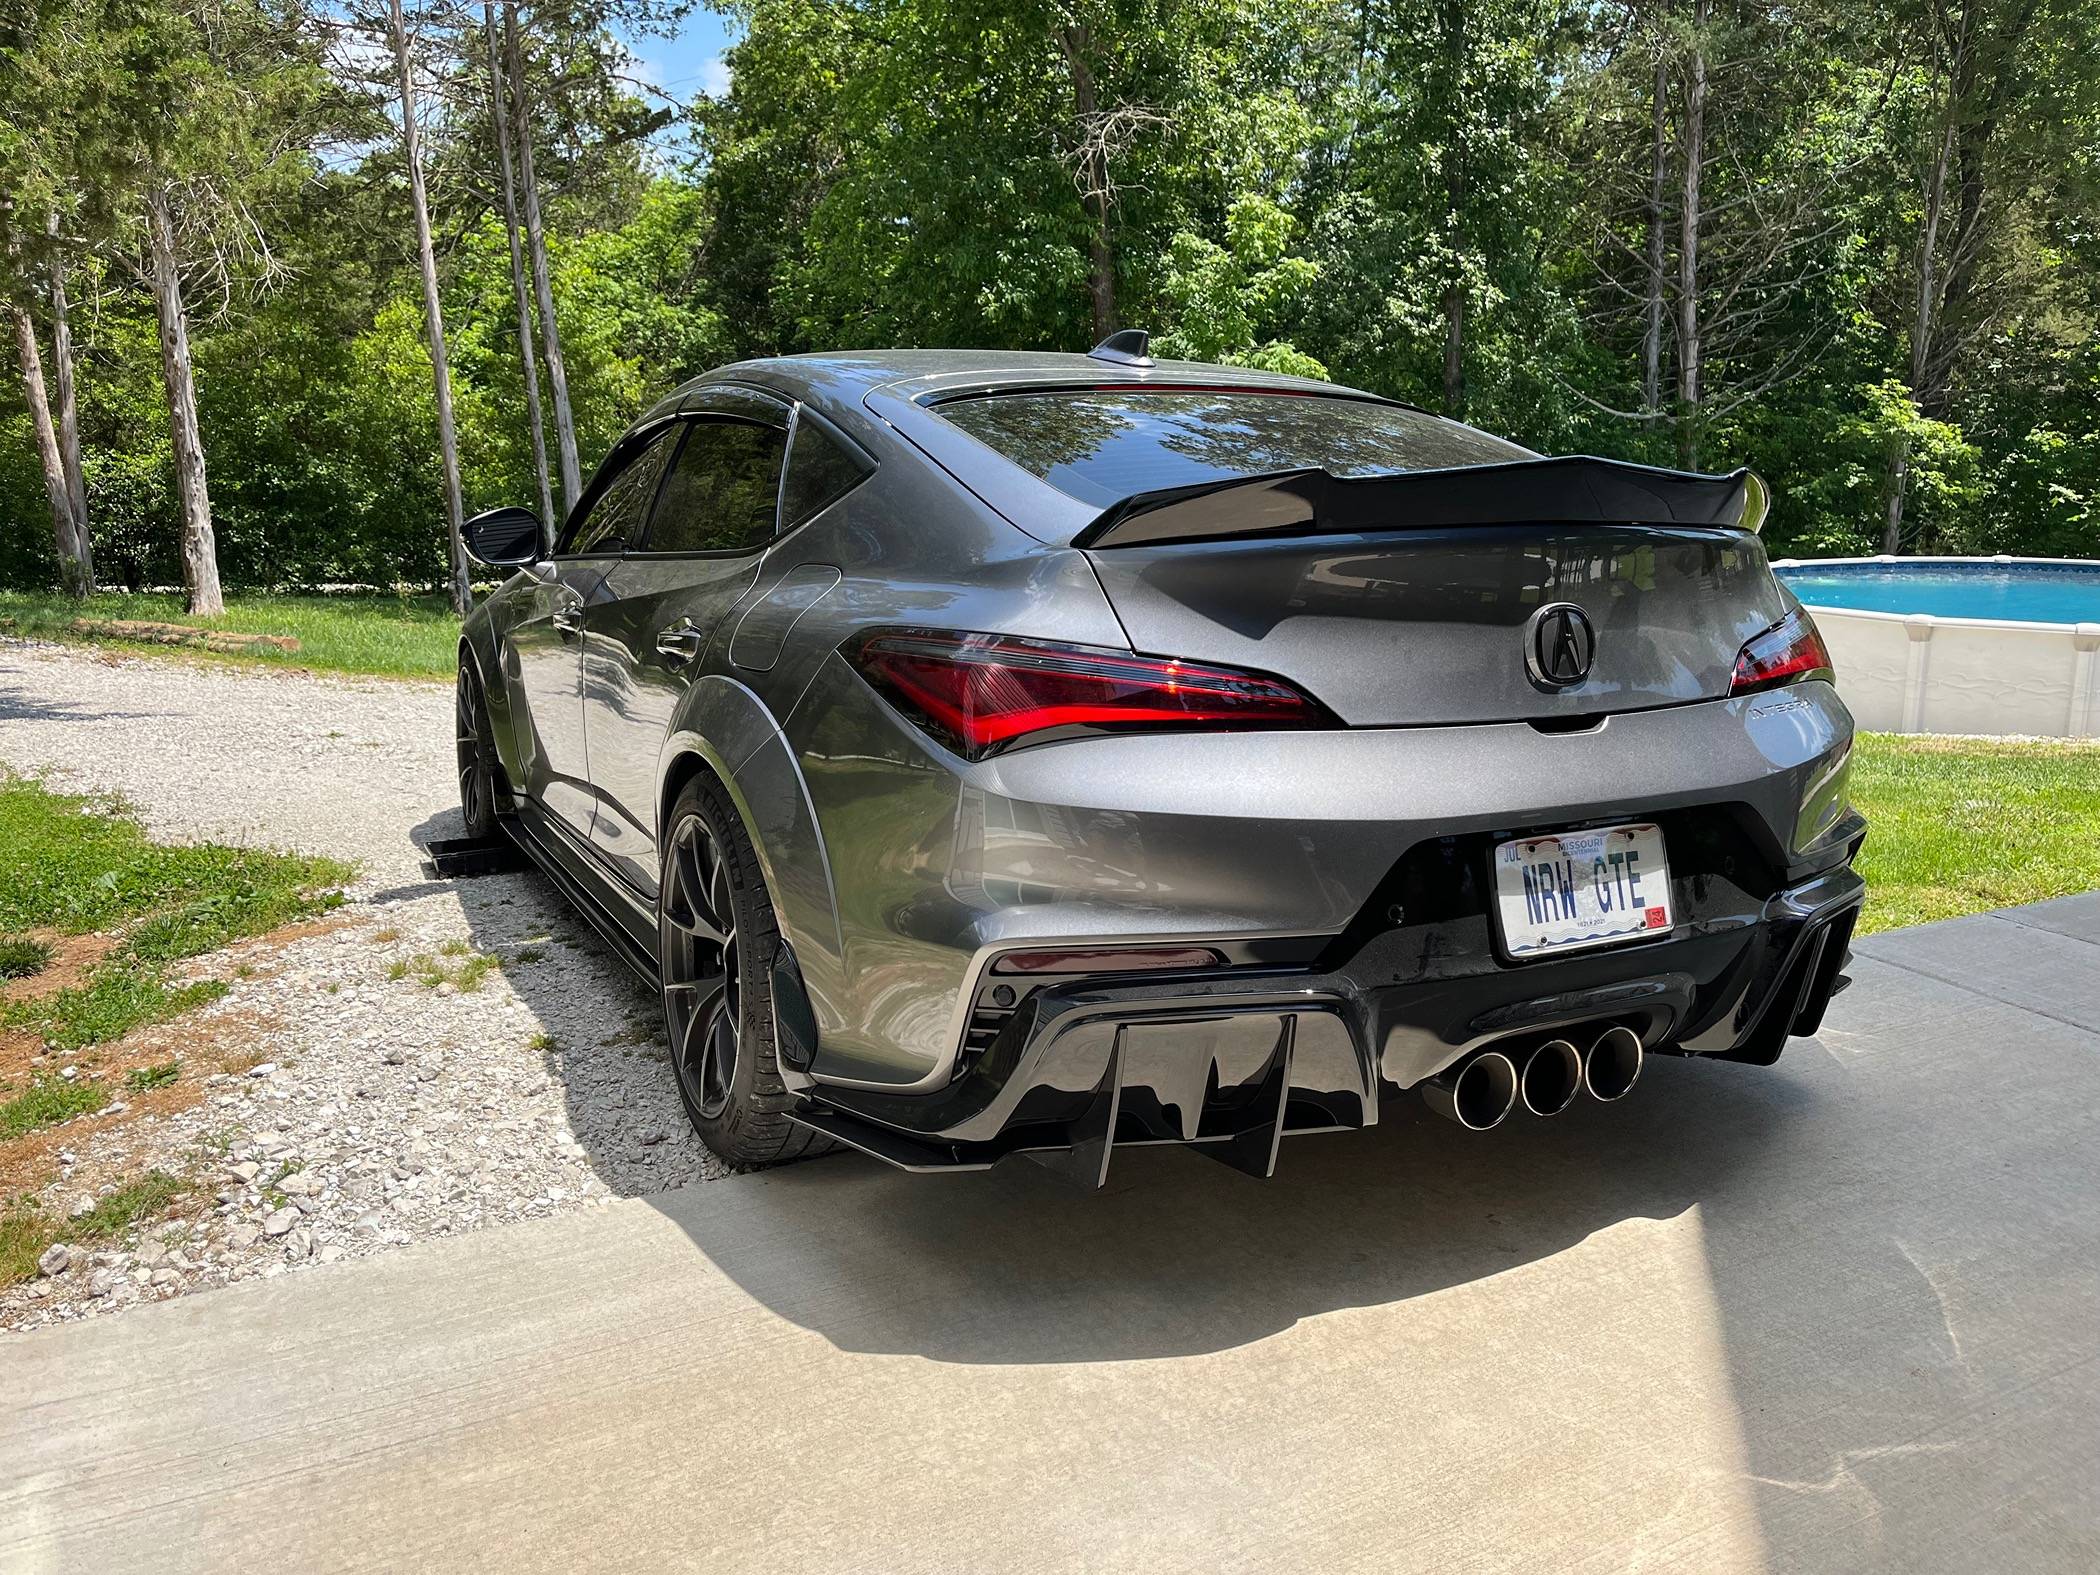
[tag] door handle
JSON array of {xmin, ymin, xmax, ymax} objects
[
  {"xmin": 655, "ymin": 620, "xmax": 705, "ymax": 666},
  {"xmin": 551, "ymin": 603, "xmax": 583, "ymax": 638}
]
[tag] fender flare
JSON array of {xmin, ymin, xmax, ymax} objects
[{"xmin": 655, "ymin": 676, "xmax": 846, "ymax": 1012}]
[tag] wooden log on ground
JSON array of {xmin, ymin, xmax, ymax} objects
[{"xmin": 67, "ymin": 618, "xmax": 299, "ymax": 655}]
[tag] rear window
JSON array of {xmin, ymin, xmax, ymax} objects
[{"xmin": 936, "ymin": 390, "xmax": 1532, "ymax": 508}]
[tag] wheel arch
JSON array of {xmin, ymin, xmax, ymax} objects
[{"xmin": 656, "ymin": 678, "xmax": 846, "ymax": 1037}]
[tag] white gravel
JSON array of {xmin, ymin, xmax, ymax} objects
[{"xmin": 0, "ymin": 641, "xmax": 735, "ymax": 1332}]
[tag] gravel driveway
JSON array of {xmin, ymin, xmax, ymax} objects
[{"xmin": 0, "ymin": 642, "xmax": 734, "ymax": 1332}]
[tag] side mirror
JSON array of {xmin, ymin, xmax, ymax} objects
[{"xmin": 463, "ymin": 506, "xmax": 545, "ymax": 568}]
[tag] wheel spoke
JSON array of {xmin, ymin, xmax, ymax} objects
[
  {"xmin": 667, "ymin": 827, "xmax": 727, "ymax": 942},
  {"xmin": 660, "ymin": 811, "xmax": 744, "ymax": 1121},
  {"xmin": 700, "ymin": 1005, "xmax": 736, "ymax": 1110},
  {"xmin": 664, "ymin": 971, "xmax": 728, "ymax": 1009},
  {"xmin": 707, "ymin": 858, "xmax": 734, "ymax": 944}
]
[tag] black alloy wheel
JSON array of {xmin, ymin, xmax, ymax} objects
[
  {"xmin": 657, "ymin": 776, "xmax": 832, "ymax": 1167},
  {"xmin": 456, "ymin": 661, "xmax": 499, "ymax": 838}
]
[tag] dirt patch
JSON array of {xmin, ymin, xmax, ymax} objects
[
  {"xmin": 0, "ymin": 996, "xmax": 281, "ymax": 1201},
  {"xmin": 0, "ymin": 918, "xmax": 346, "ymax": 1201},
  {"xmin": 0, "ymin": 931, "xmax": 119, "ymax": 1008}
]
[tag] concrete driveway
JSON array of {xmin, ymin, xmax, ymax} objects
[{"xmin": 5, "ymin": 895, "xmax": 2098, "ymax": 1573}]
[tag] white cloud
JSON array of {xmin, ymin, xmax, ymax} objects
[{"xmin": 701, "ymin": 55, "xmax": 733, "ymax": 98}]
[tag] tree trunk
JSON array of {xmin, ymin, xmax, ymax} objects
[
  {"xmin": 506, "ymin": 2, "xmax": 581, "ymax": 514},
  {"xmin": 1641, "ymin": 51, "xmax": 1669, "ymax": 419},
  {"xmin": 486, "ymin": 1, "xmax": 555, "ymax": 544},
  {"xmin": 1885, "ymin": 13, "xmax": 1965, "ymax": 555},
  {"xmin": 146, "ymin": 186, "xmax": 223, "ymax": 617},
  {"xmin": 12, "ymin": 306, "xmax": 92, "ymax": 598},
  {"xmin": 1673, "ymin": 0, "xmax": 1707, "ymax": 470},
  {"xmin": 47, "ymin": 218, "xmax": 88, "ymax": 542},
  {"xmin": 390, "ymin": 0, "xmax": 472, "ymax": 615},
  {"xmin": 1057, "ymin": 26, "xmax": 1117, "ymax": 340},
  {"xmin": 1439, "ymin": 0, "xmax": 1466, "ymax": 416}
]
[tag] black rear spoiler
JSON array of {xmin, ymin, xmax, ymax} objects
[{"xmin": 1074, "ymin": 455, "xmax": 1769, "ymax": 549}]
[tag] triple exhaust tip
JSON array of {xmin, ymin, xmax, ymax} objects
[{"xmin": 1425, "ymin": 1027, "xmax": 1645, "ymax": 1130}]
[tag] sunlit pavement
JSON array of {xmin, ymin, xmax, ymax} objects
[{"xmin": 5, "ymin": 895, "xmax": 2097, "ymax": 1574}]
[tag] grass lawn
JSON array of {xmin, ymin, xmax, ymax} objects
[
  {"xmin": 0, "ymin": 773, "xmax": 351, "ymax": 1128},
  {"xmin": 0, "ymin": 590, "xmax": 460, "ymax": 679},
  {"xmin": 1850, "ymin": 733, "xmax": 2100, "ymax": 934}
]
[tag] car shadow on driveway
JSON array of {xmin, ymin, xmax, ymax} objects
[
  {"xmin": 408, "ymin": 808, "xmax": 721, "ymax": 1197},
  {"xmin": 642, "ymin": 1052, "xmax": 1809, "ymax": 1367},
  {"xmin": 635, "ymin": 955, "xmax": 2100, "ymax": 1568}
]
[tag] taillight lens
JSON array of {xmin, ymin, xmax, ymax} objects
[
  {"xmin": 848, "ymin": 628, "xmax": 1335, "ymax": 760},
  {"xmin": 1731, "ymin": 610, "xmax": 1833, "ymax": 695}
]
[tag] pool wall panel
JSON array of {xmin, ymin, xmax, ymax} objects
[{"xmin": 1774, "ymin": 556, "xmax": 2100, "ymax": 739}]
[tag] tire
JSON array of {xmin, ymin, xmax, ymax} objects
[
  {"xmin": 658, "ymin": 773, "xmax": 830, "ymax": 1168},
  {"xmin": 455, "ymin": 659, "xmax": 508, "ymax": 838}
]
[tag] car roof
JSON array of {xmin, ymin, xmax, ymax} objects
[{"xmin": 661, "ymin": 349, "xmax": 1389, "ymax": 411}]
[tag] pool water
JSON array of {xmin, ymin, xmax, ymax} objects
[{"xmin": 1776, "ymin": 563, "xmax": 2100, "ymax": 625}]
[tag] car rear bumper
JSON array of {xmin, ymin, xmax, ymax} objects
[{"xmin": 784, "ymin": 851, "xmax": 1865, "ymax": 1184}]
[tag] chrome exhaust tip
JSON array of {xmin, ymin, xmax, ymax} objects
[
  {"xmin": 1421, "ymin": 1050, "xmax": 1520, "ymax": 1131},
  {"xmin": 1584, "ymin": 1026, "xmax": 1645, "ymax": 1102},
  {"xmin": 1520, "ymin": 1038, "xmax": 1584, "ymax": 1116}
]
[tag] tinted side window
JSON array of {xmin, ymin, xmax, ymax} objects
[
  {"xmin": 644, "ymin": 420, "xmax": 788, "ymax": 554},
  {"xmin": 565, "ymin": 428, "xmax": 675, "ymax": 556},
  {"xmin": 780, "ymin": 415, "xmax": 873, "ymax": 528}
]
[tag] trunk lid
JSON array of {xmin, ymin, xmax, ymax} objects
[{"xmin": 1084, "ymin": 523, "xmax": 1788, "ymax": 726}]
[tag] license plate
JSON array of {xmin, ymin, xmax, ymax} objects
[{"xmin": 1492, "ymin": 822, "xmax": 1673, "ymax": 959}]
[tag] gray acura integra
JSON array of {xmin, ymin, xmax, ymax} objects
[{"xmin": 455, "ymin": 336, "xmax": 1865, "ymax": 1184}]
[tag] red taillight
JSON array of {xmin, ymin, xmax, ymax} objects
[
  {"xmin": 849, "ymin": 628, "xmax": 1334, "ymax": 759},
  {"xmin": 1731, "ymin": 610, "xmax": 1833, "ymax": 695}
]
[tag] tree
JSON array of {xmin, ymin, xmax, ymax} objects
[
  {"xmin": 1881, "ymin": 0, "xmax": 2100, "ymax": 551},
  {"xmin": 483, "ymin": 0, "xmax": 554, "ymax": 537},
  {"xmin": 143, "ymin": 185, "xmax": 223, "ymax": 612},
  {"xmin": 384, "ymin": 0, "xmax": 472, "ymax": 613},
  {"xmin": 504, "ymin": 1, "xmax": 581, "ymax": 511},
  {"xmin": 0, "ymin": 0, "xmax": 96, "ymax": 594},
  {"xmin": 11, "ymin": 303, "xmax": 93, "ymax": 594},
  {"xmin": 52, "ymin": 0, "xmax": 337, "ymax": 613},
  {"xmin": 45, "ymin": 219, "xmax": 87, "ymax": 540}
]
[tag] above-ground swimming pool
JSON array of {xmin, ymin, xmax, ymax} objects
[{"xmin": 1771, "ymin": 556, "xmax": 2100, "ymax": 738}]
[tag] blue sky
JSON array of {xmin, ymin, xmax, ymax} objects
[{"xmin": 619, "ymin": 8, "xmax": 742, "ymax": 107}]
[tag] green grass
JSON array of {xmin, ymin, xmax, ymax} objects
[
  {"xmin": 0, "ymin": 937, "xmax": 50, "ymax": 980},
  {"xmin": 1851, "ymin": 734, "xmax": 2100, "ymax": 934},
  {"xmin": 125, "ymin": 1061, "xmax": 181, "ymax": 1092},
  {"xmin": 397, "ymin": 947, "xmax": 496, "ymax": 992},
  {"xmin": 0, "ymin": 590, "xmax": 460, "ymax": 679},
  {"xmin": 0, "ymin": 1171, "xmax": 185, "ymax": 1290},
  {"xmin": 0, "ymin": 774, "xmax": 351, "ymax": 941},
  {"xmin": 0, "ymin": 1076, "xmax": 108, "ymax": 1138},
  {"xmin": 0, "ymin": 774, "xmax": 349, "ymax": 1097}
]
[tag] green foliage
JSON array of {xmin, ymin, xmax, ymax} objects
[
  {"xmin": 1155, "ymin": 196, "xmax": 1325, "ymax": 376},
  {"xmin": 125, "ymin": 1061, "xmax": 181, "ymax": 1092},
  {"xmin": 3, "ymin": 0, "xmax": 2098, "ymax": 585},
  {"xmin": 0, "ymin": 774, "xmax": 350, "ymax": 938}
]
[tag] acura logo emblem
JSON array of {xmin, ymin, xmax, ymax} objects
[{"xmin": 1526, "ymin": 603, "xmax": 1595, "ymax": 688}]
